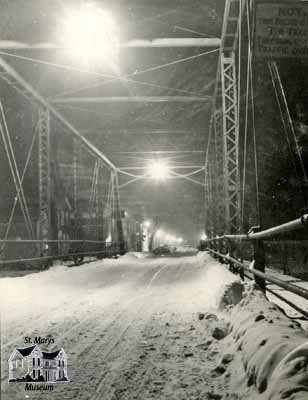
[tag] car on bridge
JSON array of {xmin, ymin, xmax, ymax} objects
[{"xmin": 152, "ymin": 244, "xmax": 172, "ymax": 256}]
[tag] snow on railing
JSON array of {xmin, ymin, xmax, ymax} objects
[{"xmin": 203, "ymin": 214, "xmax": 308, "ymax": 311}]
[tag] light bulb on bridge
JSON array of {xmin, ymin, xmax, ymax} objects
[
  {"xmin": 148, "ymin": 160, "xmax": 170, "ymax": 181},
  {"xmin": 201, "ymin": 233, "xmax": 207, "ymax": 241},
  {"xmin": 143, "ymin": 220, "xmax": 151, "ymax": 228},
  {"xmin": 156, "ymin": 229, "xmax": 163, "ymax": 238},
  {"xmin": 61, "ymin": 4, "xmax": 118, "ymax": 65}
]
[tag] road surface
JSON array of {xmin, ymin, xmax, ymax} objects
[{"xmin": 1, "ymin": 253, "xmax": 256, "ymax": 400}]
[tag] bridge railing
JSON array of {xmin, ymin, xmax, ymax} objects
[
  {"xmin": 202, "ymin": 214, "xmax": 308, "ymax": 313},
  {"xmin": 0, "ymin": 239, "xmax": 127, "ymax": 269}
]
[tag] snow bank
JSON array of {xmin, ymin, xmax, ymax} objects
[
  {"xmin": 230, "ymin": 285, "xmax": 308, "ymax": 400},
  {"xmin": 175, "ymin": 246, "xmax": 197, "ymax": 253},
  {"xmin": 122, "ymin": 252, "xmax": 149, "ymax": 259}
]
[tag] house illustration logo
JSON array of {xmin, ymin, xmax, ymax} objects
[{"xmin": 8, "ymin": 345, "xmax": 69, "ymax": 383}]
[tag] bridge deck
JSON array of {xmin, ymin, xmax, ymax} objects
[{"xmin": 1, "ymin": 253, "xmax": 254, "ymax": 400}]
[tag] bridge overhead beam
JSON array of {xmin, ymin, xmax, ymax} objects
[
  {"xmin": 50, "ymin": 96, "xmax": 212, "ymax": 104},
  {"xmin": 119, "ymin": 165, "xmax": 204, "ymax": 170},
  {"xmin": 0, "ymin": 38, "xmax": 221, "ymax": 50}
]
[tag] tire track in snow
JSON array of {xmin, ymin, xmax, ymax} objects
[{"xmin": 88, "ymin": 262, "xmax": 184, "ymax": 400}]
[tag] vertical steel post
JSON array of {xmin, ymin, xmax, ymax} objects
[
  {"xmin": 73, "ymin": 138, "xmax": 79, "ymax": 213},
  {"xmin": 204, "ymin": 164, "xmax": 211, "ymax": 237},
  {"xmin": 213, "ymin": 110, "xmax": 225, "ymax": 234},
  {"xmin": 113, "ymin": 172, "xmax": 126, "ymax": 254},
  {"xmin": 96, "ymin": 161, "xmax": 105, "ymax": 248},
  {"xmin": 38, "ymin": 107, "xmax": 51, "ymax": 255},
  {"xmin": 220, "ymin": 53, "xmax": 241, "ymax": 234},
  {"xmin": 253, "ymin": 239, "xmax": 266, "ymax": 291},
  {"xmin": 248, "ymin": 226, "xmax": 266, "ymax": 291}
]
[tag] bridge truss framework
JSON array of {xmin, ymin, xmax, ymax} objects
[{"xmin": 0, "ymin": 0, "xmax": 247, "ymax": 258}]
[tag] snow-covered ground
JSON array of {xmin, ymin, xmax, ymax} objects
[
  {"xmin": 0, "ymin": 252, "xmax": 307, "ymax": 400},
  {"xmin": 242, "ymin": 263, "xmax": 308, "ymax": 331},
  {"xmin": 265, "ymin": 268, "xmax": 308, "ymax": 330},
  {"xmin": 231, "ymin": 285, "xmax": 308, "ymax": 400}
]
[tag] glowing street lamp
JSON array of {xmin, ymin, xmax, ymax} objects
[
  {"xmin": 165, "ymin": 234, "xmax": 172, "ymax": 242},
  {"xmin": 143, "ymin": 220, "xmax": 151, "ymax": 228},
  {"xmin": 201, "ymin": 233, "xmax": 208, "ymax": 241},
  {"xmin": 156, "ymin": 229, "xmax": 163, "ymax": 238},
  {"xmin": 148, "ymin": 160, "xmax": 170, "ymax": 181},
  {"xmin": 60, "ymin": 4, "xmax": 118, "ymax": 66}
]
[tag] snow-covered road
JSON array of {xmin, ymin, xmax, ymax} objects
[{"xmin": 1, "ymin": 253, "xmax": 259, "ymax": 400}]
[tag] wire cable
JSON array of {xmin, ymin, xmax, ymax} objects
[
  {"xmin": 241, "ymin": 11, "xmax": 251, "ymax": 227},
  {"xmin": 0, "ymin": 101, "xmax": 34, "ymax": 238},
  {"xmin": 272, "ymin": 61, "xmax": 308, "ymax": 188},
  {"xmin": 53, "ymin": 48, "xmax": 219, "ymax": 98},
  {"xmin": 1, "ymin": 127, "xmax": 38, "ymax": 253},
  {"xmin": 0, "ymin": 50, "xmax": 216, "ymax": 98},
  {"xmin": 246, "ymin": 3, "xmax": 261, "ymax": 226},
  {"xmin": 268, "ymin": 62, "xmax": 308, "ymax": 209}
]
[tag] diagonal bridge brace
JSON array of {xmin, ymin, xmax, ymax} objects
[{"xmin": 0, "ymin": 56, "xmax": 117, "ymax": 172}]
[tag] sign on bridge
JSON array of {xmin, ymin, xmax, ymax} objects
[{"xmin": 255, "ymin": 2, "xmax": 308, "ymax": 58}]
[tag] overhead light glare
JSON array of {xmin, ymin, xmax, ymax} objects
[
  {"xmin": 148, "ymin": 160, "xmax": 170, "ymax": 181},
  {"xmin": 61, "ymin": 4, "xmax": 118, "ymax": 65}
]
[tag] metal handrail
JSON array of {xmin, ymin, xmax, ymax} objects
[
  {"xmin": 0, "ymin": 249, "xmax": 122, "ymax": 266},
  {"xmin": 207, "ymin": 249, "xmax": 308, "ymax": 301},
  {"xmin": 205, "ymin": 214, "xmax": 308, "ymax": 242},
  {"xmin": 0, "ymin": 239, "xmax": 106, "ymax": 244}
]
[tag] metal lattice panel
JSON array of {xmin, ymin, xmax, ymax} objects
[
  {"xmin": 213, "ymin": 110, "xmax": 225, "ymax": 234},
  {"xmin": 96, "ymin": 161, "xmax": 105, "ymax": 242},
  {"xmin": 113, "ymin": 172, "xmax": 125, "ymax": 253},
  {"xmin": 204, "ymin": 163, "xmax": 212, "ymax": 236},
  {"xmin": 73, "ymin": 138, "xmax": 79, "ymax": 213},
  {"xmin": 220, "ymin": 53, "xmax": 240, "ymax": 233},
  {"xmin": 205, "ymin": 112, "xmax": 219, "ymax": 237},
  {"xmin": 38, "ymin": 107, "xmax": 51, "ymax": 252}
]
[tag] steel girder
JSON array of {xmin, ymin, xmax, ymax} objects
[
  {"xmin": 205, "ymin": 113, "xmax": 216, "ymax": 237},
  {"xmin": 220, "ymin": 53, "xmax": 241, "ymax": 233},
  {"xmin": 96, "ymin": 162, "xmax": 105, "ymax": 243},
  {"xmin": 206, "ymin": 110, "xmax": 225, "ymax": 236},
  {"xmin": 213, "ymin": 110, "xmax": 225, "ymax": 235},
  {"xmin": 73, "ymin": 138, "xmax": 79, "ymax": 213},
  {"xmin": 0, "ymin": 56, "xmax": 117, "ymax": 171},
  {"xmin": 38, "ymin": 107, "xmax": 51, "ymax": 254},
  {"xmin": 204, "ymin": 163, "xmax": 211, "ymax": 236},
  {"xmin": 0, "ymin": 38, "xmax": 221, "ymax": 50},
  {"xmin": 112, "ymin": 172, "xmax": 126, "ymax": 253},
  {"xmin": 206, "ymin": 0, "xmax": 242, "ymax": 236}
]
